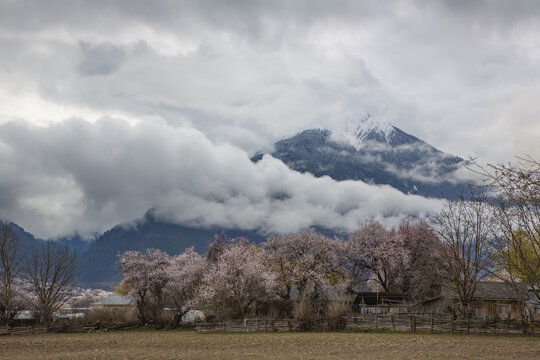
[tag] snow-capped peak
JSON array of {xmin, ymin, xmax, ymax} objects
[{"xmin": 329, "ymin": 113, "xmax": 394, "ymax": 150}]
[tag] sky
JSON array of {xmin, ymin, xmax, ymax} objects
[{"xmin": 1, "ymin": 0, "xmax": 539, "ymax": 238}]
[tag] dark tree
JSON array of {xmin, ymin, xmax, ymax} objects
[
  {"xmin": 432, "ymin": 194, "xmax": 495, "ymax": 317},
  {"xmin": 0, "ymin": 221, "xmax": 22, "ymax": 324},
  {"xmin": 23, "ymin": 241, "xmax": 78, "ymax": 325}
]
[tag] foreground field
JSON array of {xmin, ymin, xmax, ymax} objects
[{"xmin": 0, "ymin": 330, "xmax": 538, "ymax": 360}]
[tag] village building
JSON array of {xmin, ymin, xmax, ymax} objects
[
  {"xmin": 419, "ymin": 282, "xmax": 532, "ymax": 320},
  {"xmin": 93, "ymin": 294, "xmax": 135, "ymax": 318}
]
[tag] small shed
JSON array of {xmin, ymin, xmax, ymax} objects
[
  {"xmin": 94, "ymin": 294, "xmax": 132, "ymax": 309},
  {"xmin": 93, "ymin": 294, "xmax": 134, "ymax": 318},
  {"xmin": 468, "ymin": 282, "xmax": 529, "ymax": 320},
  {"xmin": 424, "ymin": 282, "xmax": 530, "ymax": 320}
]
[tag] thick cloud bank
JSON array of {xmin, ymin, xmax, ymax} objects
[
  {"xmin": 0, "ymin": 1, "xmax": 539, "ymax": 162},
  {"xmin": 0, "ymin": 119, "xmax": 442, "ymax": 238}
]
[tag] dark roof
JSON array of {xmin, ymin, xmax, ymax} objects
[
  {"xmin": 446, "ymin": 282, "xmax": 529, "ymax": 301},
  {"xmin": 95, "ymin": 294, "xmax": 132, "ymax": 306},
  {"xmin": 473, "ymin": 282, "xmax": 529, "ymax": 300}
]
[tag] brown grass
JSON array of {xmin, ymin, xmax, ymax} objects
[{"xmin": 0, "ymin": 330, "xmax": 538, "ymax": 360}]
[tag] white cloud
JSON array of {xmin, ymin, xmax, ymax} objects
[
  {"xmin": 0, "ymin": 118, "xmax": 443, "ymax": 238},
  {"xmin": 0, "ymin": 1, "xmax": 539, "ymax": 236}
]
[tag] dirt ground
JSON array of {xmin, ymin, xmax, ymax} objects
[{"xmin": 0, "ymin": 330, "xmax": 538, "ymax": 360}]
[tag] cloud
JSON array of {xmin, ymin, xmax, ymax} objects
[
  {"xmin": 0, "ymin": 1, "xmax": 539, "ymax": 162},
  {"xmin": 77, "ymin": 42, "xmax": 127, "ymax": 76},
  {"xmin": 0, "ymin": 118, "xmax": 443, "ymax": 238},
  {"xmin": 0, "ymin": 1, "xmax": 539, "ymax": 237}
]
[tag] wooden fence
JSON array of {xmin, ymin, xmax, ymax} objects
[
  {"xmin": 3, "ymin": 315, "xmax": 539, "ymax": 335},
  {"xmin": 0, "ymin": 322, "xmax": 140, "ymax": 335},
  {"xmin": 345, "ymin": 313, "xmax": 540, "ymax": 335},
  {"xmin": 0, "ymin": 326, "xmax": 48, "ymax": 335},
  {"xmin": 196, "ymin": 319, "xmax": 291, "ymax": 332},
  {"xmin": 195, "ymin": 313, "xmax": 540, "ymax": 334}
]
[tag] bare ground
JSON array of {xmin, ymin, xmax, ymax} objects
[{"xmin": 0, "ymin": 330, "xmax": 538, "ymax": 360}]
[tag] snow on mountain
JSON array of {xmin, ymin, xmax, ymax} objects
[
  {"xmin": 316, "ymin": 113, "xmax": 395, "ymax": 150},
  {"xmin": 253, "ymin": 116, "xmax": 469, "ymax": 200}
]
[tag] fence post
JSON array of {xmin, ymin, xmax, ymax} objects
[
  {"xmin": 451, "ymin": 317, "xmax": 454, "ymax": 333},
  {"xmin": 391, "ymin": 315, "xmax": 395, "ymax": 331},
  {"xmin": 467, "ymin": 317, "xmax": 470, "ymax": 333},
  {"xmin": 375, "ymin": 313, "xmax": 378, "ymax": 330},
  {"xmin": 430, "ymin": 312, "xmax": 434, "ymax": 333},
  {"xmin": 265, "ymin": 319, "xmax": 268, "ymax": 332},
  {"xmin": 244, "ymin": 318, "xmax": 247, "ymax": 332},
  {"xmin": 413, "ymin": 315, "xmax": 417, "ymax": 333}
]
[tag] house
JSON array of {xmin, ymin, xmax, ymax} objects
[
  {"xmin": 353, "ymin": 292, "xmax": 408, "ymax": 314},
  {"xmin": 93, "ymin": 294, "xmax": 134, "ymax": 317},
  {"xmin": 419, "ymin": 282, "xmax": 530, "ymax": 320}
]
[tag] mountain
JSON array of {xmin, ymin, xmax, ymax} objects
[
  {"xmin": 7, "ymin": 221, "xmax": 94, "ymax": 256},
  {"xmin": 78, "ymin": 213, "xmax": 266, "ymax": 289},
  {"xmin": 253, "ymin": 114, "xmax": 469, "ymax": 200},
  {"xmin": 8, "ymin": 115, "xmax": 469, "ymax": 289},
  {"xmin": 9, "ymin": 222, "xmax": 41, "ymax": 251}
]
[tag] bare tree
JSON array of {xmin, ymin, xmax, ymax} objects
[
  {"xmin": 432, "ymin": 194, "xmax": 496, "ymax": 317},
  {"xmin": 23, "ymin": 241, "xmax": 78, "ymax": 325},
  {"xmin": 398, "ymin": 219, "xmax": 442, "ymax": 302},
  {"xmin": 0, "ymin": 221, "xmax": 22, "ymax": 324},
  {"xmin": 472, "ymin": 157, "xmax": 539, "ymax": 302}
]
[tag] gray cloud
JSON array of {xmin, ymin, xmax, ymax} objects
[
  {"xmin": 0, "ymin": 119, "xmax": 442, "ymax": 238},
  {"xmin": 0, "ymin": 1, "xmax": 538, "ymax": 161},
  {"xmin": 0, "ymin": 1, "xmax": 539, "ymax": 236},
  {"xmin": 77, "ymin": 42, "xmax": 127, "ymax": 76}
]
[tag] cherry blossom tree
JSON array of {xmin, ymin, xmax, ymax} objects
[
  {"xmin": 200, "ymin": 241, "xmax": 277, "ymax": 319},
  {"xmin": 263, "ymin": 231, "xmax": 346, "ymax": 312},
  {"xmin": 167, "ymin": 247, "xmax": 206, "ymax": 327},
  {"xmin": 346, "ymin": 220, "xmax": 408, "ymax": 292},
  {"xmin": 117, "ymin": 248, "xmax": 171, "ymax": 324}
]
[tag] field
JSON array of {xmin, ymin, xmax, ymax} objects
[{"xmin": 0, "ymin": 330, "xmax": 538, "ymax": 360}]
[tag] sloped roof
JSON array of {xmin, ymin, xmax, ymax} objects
[
  {"xmin": 472, "ymin": 282, "xmax": 529, "ymax": 300},
  {"xmin": 95, "ymin": 294, "xmax": 132, "ymax": 306},
  {"xmin": 445, "ymin": 282, "xmax": 529, "ymax": 301}
]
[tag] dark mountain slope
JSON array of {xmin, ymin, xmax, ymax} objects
[
  {"xmin": 253, "ymin": 115, "xmax": 469, "ymax": 200},
  {"xmin": 78, "ymin": 215, "xmax": 265, "ymax": 289}
]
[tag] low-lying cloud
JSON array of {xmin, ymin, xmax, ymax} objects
[{"xmin": 0, "ymin": 118, "xmax": 443, "ymax": 238}]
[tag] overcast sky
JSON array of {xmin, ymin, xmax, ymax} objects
[{"xmin": 1, "ymin": 0, "xmax": 539, "ymax": 238}]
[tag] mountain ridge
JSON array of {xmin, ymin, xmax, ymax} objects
[{"xmin": 253, "ymin": 116, "xmax": 469, "ymax": 200}]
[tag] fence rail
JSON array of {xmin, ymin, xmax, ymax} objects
[
  {"xmin": 0, "ymin": 322, "xmax": 140, "ymax": 335},
  {"xmin": 196, "ymin": 319, "xmax": 291, "ymax": 332},
  {"xmin": 2, "ymin": 314, "xmax": 538, "ymax": 335},
  {"xmin": 195, "ymin": 313, "xmax": 540, "ymax": 335},
  {"xmin": 345, "ymin": 313, "xmax": 540, "ymax": 334}
]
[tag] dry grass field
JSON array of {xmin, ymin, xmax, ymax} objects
[{"xmin": 0, "ymin": 330, "xmax": 538, "ymax": 360}]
